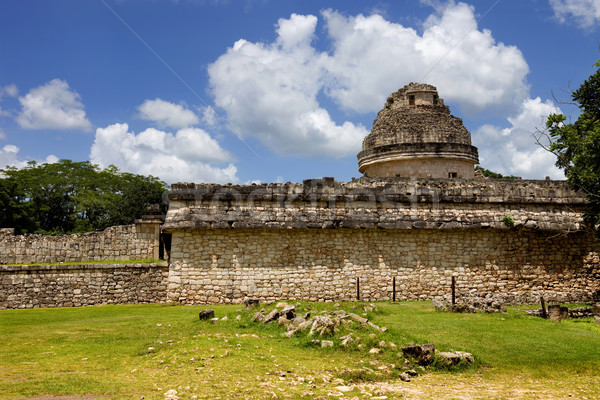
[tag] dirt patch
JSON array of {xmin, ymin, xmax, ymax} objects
[{"xmin": 357, "ymin": 373, "xmax": 600, "ymax": 400}]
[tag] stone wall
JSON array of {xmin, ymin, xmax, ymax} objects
[
  {"xmin": 0, "ymin": 262, "xmax": 169, "ymax": 309},
  {"xmin": 164, "ymin": 178, "xmax": 586, "ymax": 232},
  {"xmin": 166, "ymin": 228, "xmax": 600, "ymax": 304},
  {"xmin": 163, "ymin": 178, "xmax": 598, "ymax": 305},
  {"xmin": 361, "ymin": 157, "xmax": 475, "ymax": 179},
  {"xmin": 0, "ymin": 220, "xmax": 161, "ymax": 265}
]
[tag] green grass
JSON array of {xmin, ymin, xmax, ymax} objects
[{"xmin": 1, "ymin": 302, "xmax": 599, "ymax": 399}]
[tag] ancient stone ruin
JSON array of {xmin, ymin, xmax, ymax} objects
[
  {"xmin": 1, "ymin": 83, "xmax": 600, "ymax": 309},
  {"xmin": 358, "ymin": 83, "xmax": 479, "ymax": 179}
]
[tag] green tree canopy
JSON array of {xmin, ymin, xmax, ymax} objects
[
  {"xmin": 475, "ymin": 166, "xmax": 519, "ymax": 179},
  {"xmin": 545, "ymin": 62, "xmax": 600, "ymax": 236},
  {"xmin": 0, "ymin": 160, "xmax": 167, "ymax": 234}
]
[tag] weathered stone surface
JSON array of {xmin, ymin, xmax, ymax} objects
[
  {"xmin": 548, "ymin": 305, "xmax": 570, "ymax": 321},
  {"xmin": 198, "ymin": 309, "xmax": 215, "ymax": 320},
  {"xmin": 244, "ymin": 298, "xmax": 259, "ymax": 309},
  {"xmin": 402, "ymin": 344, "xmax": 435, "ymax": 365},
  {"xmin": 281, "ymin": 304, "xmax": 296, "ymax": 319},
  {"xmin": 252, "ymin": 312, "xmax": 265, "ymax": 323},
  {"xmin": 433, "ymin": 292, "xmax": 507, "ymax": 313},
  {"xmin": 436, "ymin": 351, "xmax": 474, "ymax": 366},
  {"xmin": 358, "ymin": 83, "xmax": 478, "ymax": 179},
  {"xmin": 163, "ymin": 227, "xmax": 600, "ymax": 305},
  {"xmin": 0, "ymin": 262, "xmax": 168, "ymax": 310},
  {"xmin": 0, "ymin": 222, "xmax": 161, "ymax": 265},
  {"xmin": 163, "ymin": 178, "xmax": 586, "ymax": 233},
  {"xmin": 264, "ymin": 309, "xmax": 280, "ymax": 323},
  {"xmin": 348, "ymin": 313, "xmax": 368, "ymax": 324},
  {"xmin": 321, "ymin": 340, "xmax": 334, "ymax": 348},
  {"xmin": 309, "ymin": 316, "xmax": 335, "ymax": 336},
  {"xmin": 399, "ymin": 372, "xmax": 411, "ymax": 382}
]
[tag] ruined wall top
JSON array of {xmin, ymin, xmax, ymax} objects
[{"xmin": 164, "ymin": 178, "xmax": 586, "ymax": 232}]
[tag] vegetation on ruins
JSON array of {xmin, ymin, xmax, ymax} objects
[
  {"xmin": 474, "ymin": 165, "xmax": 519, "ymax": 179},
  {"xmin": 0, "ymin": 160, "xmax": 167, "ymax": 235},
  {"xmin": 0, "ymin": 301, "xmax": 598, "ymax": 399},
  {"xmin": 542, "ymin": 61, "xmax": 600, "ymax": 237},
  {"xmin": 502, "ymin": 215, "xmax": 515, "ymax": 227}
]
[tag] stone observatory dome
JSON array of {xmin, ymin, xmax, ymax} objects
[{"xmin": 357, "ymin": 83, "xmax": 479, "ymax": 179}]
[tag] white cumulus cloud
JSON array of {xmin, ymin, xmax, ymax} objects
[
  {"xmin": 0, "ymin": 144, "xmax": 58, "ymax": 170},
  {"xmin": 473, "ymin": 97, "xmax": 564, "ymax": 179},
  {"xmin": 208, "ymin": 13, "xmax": 368, "ymax": 158},
  {"xmin": 90, "ymin": 123, "xmax": 238, "ymax": 184},
  {"xmin": 16, "ymin": 79, "xmax": 92, "ymax": 131},
  {"xmin": 137, "ymin": 98, "xmax": 200, "ymax": 129},
  {"xmin": 322, "ymin": 4, "xmax": 529, "ymax": 115},
  {"xmin": 208, "ymin": 3, "xmax": 530, "ymax": 158},
  {"xmin": 550, "ymin": 0, "xmax": 600, "ymax": 29}
]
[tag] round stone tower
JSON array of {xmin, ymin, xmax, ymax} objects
[{"xmin": 357, "ymin": 83, "xmax": 479, "ymax": 179}]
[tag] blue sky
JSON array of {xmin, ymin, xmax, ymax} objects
[{"xmin": 0, "ymin": 0, "xmax": 598, "ymax": 184}]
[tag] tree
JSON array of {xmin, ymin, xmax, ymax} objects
[
  {"xmin": 542, "ymin": 61, "xmax": 600, "ymax": 236},
  {"xmin": 0, "ymin": 160, "xmax": 167, "ymax": 234},
  {"xmin": 475, "ymin": 166, "xmax": 519, "ymax": 179}
]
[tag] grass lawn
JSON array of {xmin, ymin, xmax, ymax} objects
[{"xmin": 0, "ymin": 301, "xmax": 599, "ymax": 400}]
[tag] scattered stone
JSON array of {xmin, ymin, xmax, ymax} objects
[
  {"xmin": 309, "ymin": 316, "xmax": 336, "ymax": 336},
  {"xmin": 281, "ymin": 304, "xmax": 296, "ymax": 319},
  {"xmin": 252, "ymin": 311, "xmax": 266, "ymax": 323},
  {"xmin": 295, "ymin": 319, "xmax": 313, "ymax": 333},
  {"xmin": 369, "ymin": 348, "xmax": 381, "ymax": 354},
  {"xmin": 244, "ymin": 298, "xmax": 259, "ymax": 309},
  {"xmin": 156, "ymin": 323, "xmax": 162, "ymax": 327},
  {"xmin": 348, "ymin": 313, "xmax": 368, "ymax": 324},
  {"xmin": 284, "ymin": 329, "xmax": 298, "ymax": 338},
  {"xmin": 340, "ymin": 334, "xmax": 354, "ymax": 346},
  {"xmin": 198, "ymin": 309, "xmax": 215, "ymax": 320},
  {"xmin": 436, "ymin": 351, "xmax": 474, "ymax": 366},
  {"xmin": 368, "ymin": 321, "xmax": 387, "ymax": 332},
  {"xmin": 405, "ymin": 369, "xmax": 418, "ymax": 377},
  {"xmin": 210, "ymin": 318, "xmax": 219, "ymax": 324},
  {"xmin": 164, "ymin": 389, "xmax": 179, "ymax": 400},
  {"xmin": 235, "ymin": 314, "xmax": 242, "ymax": 320},
  {"xmin": 289, "ymin": 315, "xmax": 306, "ymax": 328},
  {"xmin": 321, "ymin": 340, "xmax": 334, "ymax": 348},
  {"xmin": 148, "ymin": 347, "xmax": 156, "ymax": 353},
  {"xmin": 401, "ymin": 343, "xmax": 435, "ymax": 365},
  {"xmin": 277, "ymin": 316, "xmax": 291, "ymax": 326},
  {"xmin": 264, "ymin": 309, "xmax": 280, "ymax": 323},
  {"xmin": 433, "ymin": 292, "xmax": 507, "ymax": 313},
  {"xmin": 275, "ymin": 302, "xmax": 288, "ymax": 308},
  {"xmin": 221, "ymin": 315, "xmax": 228, "ymax": 321},
  {"xmin": 334, "ymin": 385, "xmax": 353, "ymax": 392},
  {"xmin": 399, "ymin": 372, "xmax": 411, "ymax": 382},
  {"xmin": 595, "ymin": 315, "xmax": 600, "ymax": 325}
]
